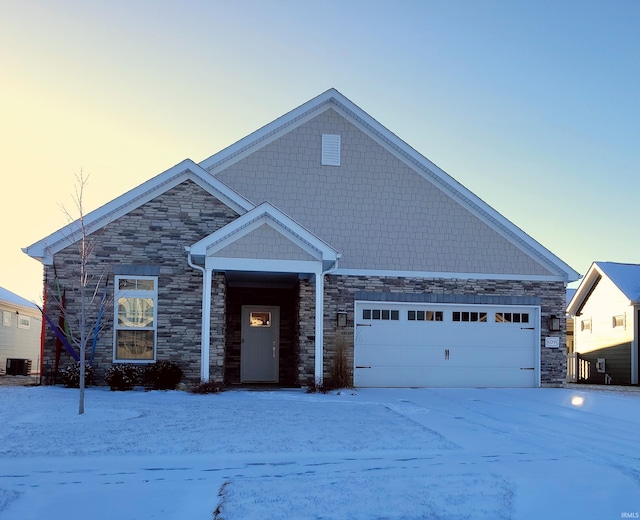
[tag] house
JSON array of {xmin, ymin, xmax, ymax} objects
[
  {"xmin": 23, "ymin": 89, "xmax": 579, "ymax": 388},
  {"xmin": 0, "ymin": 286, "xmax": 42, "ymax": 377},
  {"xmin": 567, "ymin": 262, "xmax": 640, "ymax": 385}
]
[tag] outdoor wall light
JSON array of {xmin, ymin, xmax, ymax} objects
[
  {"xmin": 548, "ymin": 315, "xmax": 561, "ymax": 332},
  {"xmin": 337, "ymin": 311, "xmax": 347, "ymax": 327}
]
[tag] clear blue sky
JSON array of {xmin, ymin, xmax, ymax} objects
[{"xmin": 1, "ymin": 0, "xmax": 638, "ymax": 303}]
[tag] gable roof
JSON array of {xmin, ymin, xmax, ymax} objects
[
  {"xmin": 200, "ymin": 88, "xmax": 579, "ymax": 282},
  {"xmin": 23, "ymin": 159, "xmax": 254, "ymax": 265},
  {"xmin": 567, "ymin": 261, "xmax": 640, "ymax": 315},
  {"xmin": 189, "ymin": 202, "xmax": 340, "ymax": 273}
]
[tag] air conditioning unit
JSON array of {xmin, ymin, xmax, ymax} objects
[{"xmin": 6, "ymin": 358, "xmax": 32, "ymax": 376}]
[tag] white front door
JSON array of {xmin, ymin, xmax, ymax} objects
[{"xmin": 241, "ymin": 306, "xmax": 280, "ymax": 383}]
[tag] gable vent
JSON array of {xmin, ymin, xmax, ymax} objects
[{"xmin": 322, "ymin": 134, "xmax": 341, "ymax": 166}]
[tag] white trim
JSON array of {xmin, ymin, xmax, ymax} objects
[
  {"xmin": 205, "ymin": 257, "xmax": 323, "ymax": 274},
  {"xmin": 315, "ymin": 267, "xmax": 324, "ymax": 383},
  {"xmin": 333, "ymin": 268, "xmax": 568, "ymax": 283},
  {"xmin": 201, "ymin": 268, "xmax": 212, "ymax": 382},
  {"xmin": 191, "ymin": 202, "xmax": 340, "ymax": 264},
  {"xmin": 113, "ymin": 275, "xmax": 158, "ymax": 363},
  {"xmin": 200, "ymin": 97, "xmax": 338, "ymax": 173}
]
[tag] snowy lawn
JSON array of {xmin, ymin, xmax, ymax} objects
[{"xmin": 0, "ymin": 386, "xmax": 639, "ymax": 520}]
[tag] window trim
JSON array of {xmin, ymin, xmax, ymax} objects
[
  {"xmin": 113, "ymin": 275, "xmax": 158, "ymax": 363},
  {"xmin": 612, "ymin": 315, "xmax": 625, "ymax": 329},
  {"xmin": 17, "ymin": 315, "xmax": 30, "ymax": 329}
]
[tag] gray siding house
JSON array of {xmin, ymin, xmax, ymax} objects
[
  {"xmin": 0, "ymin": 286, "xmax": 41, "ymax": 377},
  {"xmin": 24, "ymin": 89, "xmax": 579, "ymax": 388}
]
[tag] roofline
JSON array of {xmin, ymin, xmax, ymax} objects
[
  {"xmin": 199, "ymin": 88, "xmax": 579, "ymax": 282},
  {"xmin": 334, "ymin": 268, "xmax": 570, "ymax": 283},
  {"xmin": 567, "ymin": 262, "xmax": 603, "ymax": 315},
  {"xmin": 189, "ymin": 201, "xmax": 340, "ymax": 263},
  {"xmin": 23, "ymin": 159, "xmax": 254, "ymax": 264}
]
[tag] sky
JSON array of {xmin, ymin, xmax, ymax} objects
[{"xmin": 1, "ymin": 0, "xmax": 639, "ymax": 304}]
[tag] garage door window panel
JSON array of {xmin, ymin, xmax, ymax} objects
[
  {"xmin": 407, "ymin": 310, "xmax": 443, "ymax": 322},
  {"xmin": 362, "ymin": 308, "xmax": 399, "ymax": 321},
  {"xmin": 452, "ymin": 311, "xmax": 487, "ymax": 322},
  {"xmin": 495, "ymin": 312, "xmax": 529, "ymax": 324}
]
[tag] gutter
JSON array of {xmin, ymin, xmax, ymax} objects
[{"xmin": 185, "ymin": 247, "xmax": 212, "ymax": 382}]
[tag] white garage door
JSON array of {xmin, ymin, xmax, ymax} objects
[{"xmin": 354, "ymin": 301, "xmax": 539, "ymax": 388}]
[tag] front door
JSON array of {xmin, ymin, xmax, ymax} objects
[{"xmin": 241, "ymin": 305, "xmax": 280, "ymax": 383}]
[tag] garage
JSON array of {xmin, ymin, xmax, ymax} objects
[{"xmin": 354, "ymin": 301, "xmax": 540, "ymax": 388}]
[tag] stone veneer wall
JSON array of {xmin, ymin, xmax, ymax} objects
[
  {"xmin": 42, "ymin": 180, "xmax": 239, "ymax": 386},
  {"xmin": 321, "ymin": 275, "xmax": 568, "ymax": 386},
  {"xmin": 209, "ymin": 273, "xmax": 227, "ymax": 383},
  {"xmin": 297, "ymin": 278, "xmax": 316, "ymax": 385}
]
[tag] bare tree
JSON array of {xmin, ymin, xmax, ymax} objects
[{"xmin": 57, "ymin": 171, "xmax": 111, "ymax": 414}]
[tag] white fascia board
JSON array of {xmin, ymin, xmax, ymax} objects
[
  {"xmin": 191, "ymin": 202, "xmax": 339, "ymax": 263},
  {"xmin": 0, "ymin": 300, "xmax": 41, "ymax": 316},
  {"xmin": 205, "ymin": 257, "xmax": 322, "ymax": 274},
  {"xmin": 333, "ymin": 268, "xmax": 570, "ymax": 283},
  {"xmin": 200, "ymin": 89, "xmax": 340, "ymax": 173},
  {"xmin": 566, "ymin": 262, "xmax": 603, "ymax": 316},
  {"xmin": 23, "ymin": 159, "xmax": 254, "ymax": 264}
]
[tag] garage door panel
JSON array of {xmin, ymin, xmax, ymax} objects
[
  {"xmin": 354, "ymin": 301, "xmax": 539, "ymax": 388},
  {"xmin": 356, "ymin": 345, "xmax": 445, "ymax": 367},
  {"xmin": 355, "ymin": 366, "xmax": 537, "ymax": 388},
  {"xmin": 356, "ymin": 345, "xmax": 534, "ymax": 369}
]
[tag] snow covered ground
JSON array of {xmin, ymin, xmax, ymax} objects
[{"xmin": 0, "ymin": 385, "xmax": 639, "ymax": 519}]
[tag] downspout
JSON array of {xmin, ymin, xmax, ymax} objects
[
  {"xmin": 185, "ymin": 247, "xmax": 212, "ymax": 382},
  {"xmin": 314, "ymin": 255, "xmax": 341, "ymax": 384}
]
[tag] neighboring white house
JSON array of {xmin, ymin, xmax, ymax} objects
[
  {"xmin": 567, "ymin": 262, "xmax": 640, "ymax": 385},
  {"xmin": 0, "ymin": 286, "xmax": 42, "ymax": 376}
]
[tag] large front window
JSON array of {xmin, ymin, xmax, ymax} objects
[{"xmin": 114, "ymin": 276, "xmax": 157, "ymax": 361}]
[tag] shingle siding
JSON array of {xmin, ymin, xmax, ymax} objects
[
  {"xmin": 214, "ymin": 108, "xmax": 553, "ymax": 276},
  {"xmin": 212, "ymin": 224, "xmax": 316, "ymax": 261}
]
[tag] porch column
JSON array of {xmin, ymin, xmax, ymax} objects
[
  {"xmin": 200, "ymin": 267, "xmax": 213, "ymax": 382},
  {"xmin": 314, "ymin": 268, "xmax": 324, "ymax": 383}
]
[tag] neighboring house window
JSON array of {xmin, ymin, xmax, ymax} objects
[
  {"xmin": 2, "ymin": 311, "xmax": 10, "ymax": 327},
  {"xmin": 321, "ymin": 134, "xmax": 341, "ymax": 166},
  {"xmin": 17, "ymin": 316, "xmax": 30, "ymax": 329},
  {"xmin": 580, "ymin": 319, "xmax": 592, "ymax": 332},
  {"xmin": 408, "ymin": 310, "xmax": 443, "ymax": 321},
  {"xmin": 114, "ymin": 276, "xmax": 157, "ymax": 361},
  {"xmin": 453, "ymin": 311, "xmax": 487, "ymax": 322},
  {"xmin": 612, "ymin": 315, "xmax": 625, "ymax": 328},
  {"xmin": 362, "ymin": 309, "xmax": 399, "ymax": 320},
  {"xmin": 495, "ymin": 312, "xmax": 529, "ymax": 324}
]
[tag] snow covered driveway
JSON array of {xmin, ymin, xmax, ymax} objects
[{"xmin": 0, "ymin": 386, "xmax": 639, "ymax": 519}]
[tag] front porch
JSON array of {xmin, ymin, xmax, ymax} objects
[{"xmin": 187, "ymin": 202, "xmax": 340, "ymax": 386}]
